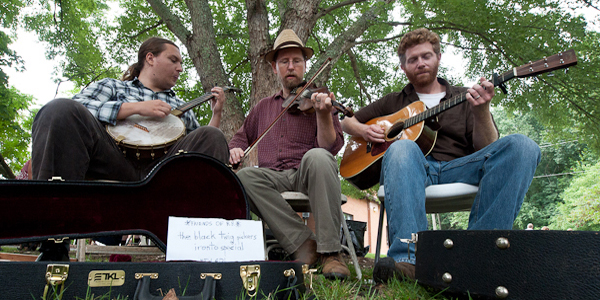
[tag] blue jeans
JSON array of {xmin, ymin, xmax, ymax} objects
[{"xmin": 381, "ymin": 134, "xmax": 541, "ymax": 264}]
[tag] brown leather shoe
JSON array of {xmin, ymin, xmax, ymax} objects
[
  {"xmin": 373, "ymin": 257, "xmax": 415, "ymax": 283},
  {"xmin": 321, "ymin": 253, "xmax": 350, "ymax": 280},
  {"xmin": 292, "ymin": 238, "xmax": 318, "ymax": 266}
]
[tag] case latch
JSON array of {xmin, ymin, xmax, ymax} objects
[
  {"xmin": 400, "ymin": 233, "xmax": 419, "ymax": 260},
  {"xmin": 302, "ymin": 264, "xmax": 318, "ymax": 290},
  {"xmin": 240, "ymin": 265, "xmax": 261, "ymax": 296},
  {"xmin": 44, "ymin": 264, "xmax": 69, "ymax": 300}
]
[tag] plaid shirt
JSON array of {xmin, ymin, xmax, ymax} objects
[
  {"xmin": 72, "ymin": 78, "xmax": 200, "ymax": 132},
  {"xmin": 229, "ymin": 91, "xmax": 344, "ymax": 170}
]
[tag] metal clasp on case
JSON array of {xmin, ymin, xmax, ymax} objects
[{"xmin": 240, "ymin": 265, "xmax": 261, "ymax": 297}]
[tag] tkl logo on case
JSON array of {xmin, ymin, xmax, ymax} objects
[{"xmin": 88, "ymin": 270, "xmax": 126, "ymax": 287}]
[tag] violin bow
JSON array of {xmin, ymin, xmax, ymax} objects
[{"xmin": 242, "ymin": 58, "xmax": 333, "ymax": 157}]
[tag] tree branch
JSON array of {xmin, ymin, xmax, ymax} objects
[
  {"xmin": 441, "ymin": 41, "xmax": 490, "ymax": 52},
  {"xmin": 346, "ymin": 49, "xmax": 372, "ymax": 106},
  {"xmin": 228, "ymin": 57, "xmax": 250, "ymax": 77},
  {"xmin": 581, "ymin": 0, "xmax": 600, "ymax": 11},
  {"xmin": 117, "ymin": 20, "xmax": 165, "ymax": 42},
  {"xmin": 145, "ymin": 0, "xmax": 191, "ymax": 43},
  {"xmin": 426, "ymin": 23, "xmax": 518, "ymax": 66},
  {"xmin": 316, "ymin": 0, "xmax": 369, "ymax": 19},
  {"xmin": 307, "ymin": 0, "xmax": 397, "ymax": 85},
  {"xmin": 540, "ymin": 77, "xmax": 600, "ymax": 127},
  {"xmin": 354, "ymin": 33, "xmax": 404, "ymax": 45},
  {"xmin": 0, "ymin": 152, "xmax": 16, "ymax": 179}
]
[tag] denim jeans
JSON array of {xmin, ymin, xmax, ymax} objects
[{"xmin": 381, "ymin": 134, "xmax": 541, "ymax": 264}]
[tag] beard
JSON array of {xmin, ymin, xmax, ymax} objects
[
  {"xmin": 405, "ymin": 63, "xmax": 439, "ymax": 88},
  {"xmin": 280, "ymin": 72, "xmax": 304, "ymax": 91}
]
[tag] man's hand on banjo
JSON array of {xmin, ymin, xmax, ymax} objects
[
  {"xmin": 118, "ymin": 100, "xmax": 172, "ymax": 119},
  {"xmin": 210, "ymin": 86, "xmax": 226, "ymax": 115}
]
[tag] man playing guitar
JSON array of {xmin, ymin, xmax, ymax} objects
[
  {"xmin": 32, "ymin": 37, "xmax": 230, "ymax": 181},
  {"xmin": 341, "ymin": 28, "xmax": 541, "ymax": 282}
]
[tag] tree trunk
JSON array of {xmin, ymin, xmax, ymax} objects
[
  {"xmin": 0, "ymin": 152, "xmax": 16, "ymax": 179},
  {"xmin": 147, "ymin": 0, "xmax": 245, "ymax": 140}
]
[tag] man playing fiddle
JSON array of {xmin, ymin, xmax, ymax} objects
[
  {"xmin": 341, "ymin": 28, "xmax": 541, "ymax": 282},
  {"xmin": 229, "ymin": 29, "xmax": 350, "ymax": 280},
  {"xmin": 32, "ymin": 37, "xmax": 230, "ymax": 181}
]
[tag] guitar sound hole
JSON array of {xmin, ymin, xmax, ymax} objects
[{"xmin": 387, "ymin": 122, "xmax": 405, "ymax": 140}]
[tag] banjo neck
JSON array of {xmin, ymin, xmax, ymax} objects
[{"xmin": 171, "ymin": 86, "xmax": 240, "ymax": 117}]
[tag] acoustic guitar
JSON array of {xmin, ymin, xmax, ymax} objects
[
  {"xmin": 340, "ymin": 49, "xmax": 578, "ymax": 190},
  {"xmin": 106, "ymin": 86, "xmax": 240, "ymax": 160}
]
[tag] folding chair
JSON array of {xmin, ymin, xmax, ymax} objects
[{"xmin": 374, "ymin": 183, "xmax": 478, "ymax": 264}]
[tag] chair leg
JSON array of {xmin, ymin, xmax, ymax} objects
[
  {"xmin": 431, "ymin": 213, "xmax": 438, "ymax": 230},
  {"xmin": 340, "ymin": 210, "xmax": 362, "ymax": 280},
  {"xmin": 375, "ymin": 200, "xmax": 385, "ymax": 265}
]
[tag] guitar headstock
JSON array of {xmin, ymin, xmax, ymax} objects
[
  {"xmin": 514, "ymin": 49, "xmax": 577, "ymax": 78},
  {"xmin": 224, "ymin": 86, "xmax": 243, "ymax": 93}
]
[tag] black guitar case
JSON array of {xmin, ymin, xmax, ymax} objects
[
  {"xmin": 415, "ymin": 230, "xmax": 600, "ymax": 299},
  {"xmin": 0, "ymin": 260, "xmax": 306, "ymax": 299},
  {"xmin": 0, "ymin": 153, "xmax": 310, "ymax": 299},
  {"xmin": 0, "ymin": 152, "xmax": 249, "ymax": 249}
]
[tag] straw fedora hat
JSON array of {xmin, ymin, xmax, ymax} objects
[{"xmin": 264, "ymin": 29, "xmax": 314, "ymax": 63}]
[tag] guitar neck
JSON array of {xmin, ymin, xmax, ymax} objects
[
  {"xmin": 405, "ymin": 49, "xmax": 576, "ymax": 128},
  {"xmin": 404, "ymin": 73, "xmax": 511, "ymax": 127}
]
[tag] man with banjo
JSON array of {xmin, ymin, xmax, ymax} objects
[
  {"xmin": 32, "ymin": 37, "xmax": 230, "ymax": 181},
  {"xmin": 341, "ymin": 28, "xmax": 541, "ymax": 282},
  {"xmin": 228, "ymin": 29, "xmax": 350, "ymax": 280}
]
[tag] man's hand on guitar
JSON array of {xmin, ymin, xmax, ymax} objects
[
  {"xmin": 118, "ymin": 100, "xmax": 172, "ymax": 119},
  {"xmin": 210, "ymin": 86, "xmax": 226, "ymax": 114},
  {"xmin": 466, "ymin": 77, "xmax": 495, "ymax": 110},
  {"xmin": 362, "ymin": 124, "xmax": 386, "ymax": 143},
  {"xmin": 229, "ymin": 148, "xmax": 245, "ymax": 165}
]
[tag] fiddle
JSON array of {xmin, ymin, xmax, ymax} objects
[{"xmin": 282, "ymin": 82, "xmax": 354, "ymax": 118}]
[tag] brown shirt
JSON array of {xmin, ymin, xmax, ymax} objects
[
  {"xmin": 353, "ymin": 78, "xmax": 498, "ymax": 161},
  {"xmin": 229, "ymin": 90, "xmax": 344, "ymax": 170}
]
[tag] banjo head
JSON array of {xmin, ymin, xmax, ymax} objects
[{"xmin": 107, "ymin": 114, "xmax": 186, "ymax": 149}]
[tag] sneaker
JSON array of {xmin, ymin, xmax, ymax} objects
[
  {"xmin": 321, "ymin": 253, "xmax": 350, "ymax": 280},
  {"xmin": 373, "ymin": 257, "xmax": 415, "ymax": 283}
]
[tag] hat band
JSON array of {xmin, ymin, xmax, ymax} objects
[{"xmin": 274, "ymin": 41, "xmax": 304, "ymax": 50}]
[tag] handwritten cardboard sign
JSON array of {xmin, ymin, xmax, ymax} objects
[{"xmin": 166, "ymin": 217, "xmax": 265, "ymax": 262}]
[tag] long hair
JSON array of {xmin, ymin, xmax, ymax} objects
[{"xmin": 121, "ymin": 37, "xmax": 178, "ymax": 81}]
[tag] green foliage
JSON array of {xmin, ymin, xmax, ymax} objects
[
  {"xmin": 340, "ymin": 177, "xmax": 371, "ymax": 201},
  {"xmin": 551, "ymin": 162, "xmax": 600, "ymax": 230},
  {"xmin": 0, "ymin": 86, "xmax": 34, "ymax": 176},
  {"xmin": 6, "ymin": 0, "xmax": 600, "ymax": 156}
]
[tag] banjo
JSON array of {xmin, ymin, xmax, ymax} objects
[{"xmin": 106, "ymin": 86, "xmax": 240, "ymax": 160}]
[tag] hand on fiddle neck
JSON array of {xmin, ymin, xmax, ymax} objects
[{"xmin": 311, "ymin": 92, "xmax": 334, "ymax": 116}]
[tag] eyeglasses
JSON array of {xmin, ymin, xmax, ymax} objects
[{"xmin": 277, "ymin": 59, "xmax": 305, "ymax": 67}]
